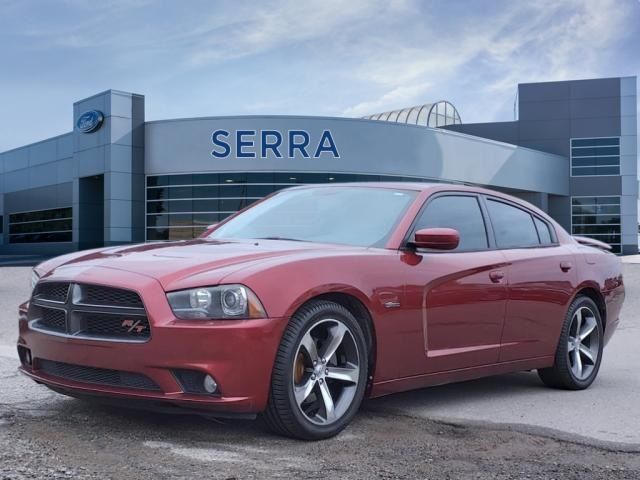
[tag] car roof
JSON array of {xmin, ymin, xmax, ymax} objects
[
  {"xmin": 286, "ymin": 182, "xmax": 555, "ymax": 221},
  {"xmin": 287, "ymin": 181, "xmax": 498, "ymax": 196}
]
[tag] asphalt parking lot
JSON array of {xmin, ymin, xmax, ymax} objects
[{"xmin": 1, "ymin": 265, "xmax": 639, "ymax": 479}]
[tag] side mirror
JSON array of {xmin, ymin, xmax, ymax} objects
[
  {"xmin": 198, "ymin": 223, "xmax": 218, "ymax": 238},
  {"xmin": 413, "ymin": 228, "xmax": 460, "ymax": 250}
]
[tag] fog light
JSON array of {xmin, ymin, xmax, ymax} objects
[
  {"xmin": 17, "ymin": 345, "xmax": 32, "ymax": 366},
  {"xmin": 203, "ymin": 374, "xmax": 218, "ymax": 394}
]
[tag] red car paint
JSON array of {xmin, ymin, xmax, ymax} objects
[{"xmin": 17, "ymin": 183, "xmax": 625, "ymax": 415}]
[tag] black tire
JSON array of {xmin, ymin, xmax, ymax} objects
[
  {"xmin": 262, "ymin": 300, "xmax": 369, "ymax": 440},
  {"xmin": 538, "ymin": 296, "xmax": 604, "ymax": 390}
]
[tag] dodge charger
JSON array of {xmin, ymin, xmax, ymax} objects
[{"xmin": 17, "ymin": 183, "xmax": 625, "ymax": 440}]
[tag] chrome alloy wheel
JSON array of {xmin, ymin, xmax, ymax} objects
[
  {"xmin": 567, "ymin": 306, "xmax": 601, "ymax": 381},
  {"xmin": 292, "ymin": 318, "xmax": 361, "ymax": 426}
]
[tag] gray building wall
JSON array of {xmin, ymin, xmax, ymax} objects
[
  {"xmin": 445, "ymin": 76, "xmax": 638, "ymax": 254},
  {"xmin": 0, "ymin": 133, "xmax": 74, "ymax": 255},
  {"xmin": 145, "ymin": 117, "xmax": 568, "ymax": 196},
  {"xmin": 0, "ymin": 90, "xmax": 145, "ymax": 254}
]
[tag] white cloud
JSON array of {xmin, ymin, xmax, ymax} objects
[
  {"xmin": 343, "ymin": 81, "xmax": 432, "ymax": 117},
  {"xmin": 340, "ymin": 0, "xmax": 638, "ymax": 120}
]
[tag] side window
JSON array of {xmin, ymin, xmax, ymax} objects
[
  {"xmin": 534, "ymin": 217, "xmax": 553, "ymax": 245},
  {"xmin": 414, "ymin": 195, "xmax": 488, "ymax": 251},
  {"xmin": 487, "ymin": 199, "xmax": 539, "ymax": 248}
]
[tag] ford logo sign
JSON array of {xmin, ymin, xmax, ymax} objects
[{"xmin": 76, "ymin": 110, "xmax": 104, "ymax": 133}]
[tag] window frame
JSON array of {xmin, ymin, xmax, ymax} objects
[
  {"xmin": 570, "ymin": 195, "xmax": 621, "ymax": 254},
  {"xmin": 402, "ymin": 192, "xmax": 493, "ymax": 253},
  {"xmin": 402, "ymin": 191, "xmax": 560, "ymax": 253},
  {"xmin": 570, "ymin": 136, "xmax": 621, "ymax": 178},
  {"xmin": 483, "ymin": 196, "xmax": 558, "ymax": 250},
  {"xmin": 7, "ymin": 206, "xmax": 73, "ymax": 244}
]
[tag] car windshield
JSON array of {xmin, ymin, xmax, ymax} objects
[{"xmin": 209, "ymin": 186, "xmax": 417, "ymax": 247}]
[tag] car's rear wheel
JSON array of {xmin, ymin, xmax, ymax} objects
[
  {"xmin": 263, "ymin": 300, "xmax": 368, "ymax": 440},
  {"xmin": 538, "ymin": 296, "xmax": 603, "ymax": 390}
]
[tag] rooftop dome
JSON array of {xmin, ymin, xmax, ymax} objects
[{"xmin": 362, "ymin": 100, "xmax": 461, "ymax": 128}]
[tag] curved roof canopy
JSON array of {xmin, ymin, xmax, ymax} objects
[{"xmin": 362, "ymin": 100, "xmax": 461, "ymax": 128}]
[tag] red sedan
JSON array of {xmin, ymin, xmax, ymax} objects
[{"xmin": 17, "ymin": 183, "xmax": 625, "ymax": 440}]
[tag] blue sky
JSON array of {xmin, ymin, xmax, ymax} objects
[{"xmin": 0, "ymin": 0, "xmax": 639, "ymax": 152}]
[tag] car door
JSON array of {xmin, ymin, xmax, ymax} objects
[
  {"xmin": 401, "ymin": 193, "xmax": 509, "ymax": 373},
  {"xmin": 483, "ymin": 197, "xmax": 578, "ymax": 362}
]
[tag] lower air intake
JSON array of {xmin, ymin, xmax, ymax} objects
[{"xmin": 39, "ymin": 359, "xmax": 161, "ymax": 391}]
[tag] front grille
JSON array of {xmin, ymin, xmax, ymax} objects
[
  {"xmin": 39, "ymin": 359, "xmax": 160, "ymax": 391},
  {"xmin": 78, "ymin": 312, "xmax": 150, "ymax": 339},
  {"xmin": 33, "ymin": 282, "xmax": 70, "ymax": 303},
  {"xmin": 28, "ymin": 283, "xmax": 150, "ymax": 342},
  {"xmin": 81, "ymin": 285, "xmax": 144, "ymax": 309},
  {"xmin": 30, "ymin": 305, "xmax": 66, "ymax": 333}
]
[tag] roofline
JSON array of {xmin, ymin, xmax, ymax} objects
[
  {"xmin": 0, "ymin": 131, "xmax": 73, "ymax": 156},
  {"xmin": 72, "ymin": 89, "xmax": 144, "ymax": 105},
  {"xmin": 518, "ymin": 75, "xmax": 635, "ymax": 87}
]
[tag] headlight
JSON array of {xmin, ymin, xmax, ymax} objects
[
  {"xmin": 30, "ymin": 269, "xmax": 40, "ymax": 292},
  {"xmin": 166, "ymin": 284, "xmax": 266, "ymax": 320}
]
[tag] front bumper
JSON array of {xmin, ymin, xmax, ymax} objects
[{"xmin": 17, "ymin": 269, "xmax": 288, "ymax": 415}]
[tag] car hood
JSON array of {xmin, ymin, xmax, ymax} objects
[{"xmin": 37, "ymin": 239, "xmax": 356, "ymax": 290}]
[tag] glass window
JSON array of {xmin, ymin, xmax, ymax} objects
[
  {"xmin": 413, "ymin": 195, "xmax": 488, "ymax": 251},
  {"xmin": 246, "ymin": 185, "xmax": 275, "ymax": 197},
  {"xmin": 147, "ymin": 201, "xmax": 168, "ymax": 214},
  {"xmin": 571, "ymin": 138, "xmax": 619, "ymax": 147},
  {"xmin": 168, "ymin": 214, "xmax": 194, "ymax": 227},
  {"xmin": 145, "ymin": 173, "xmax": 437, "ymax": 241},
  {"xmin": 571, "ymin": 137, "xmax": 620, "ymax": 176},
  {"xmin": 169, "ymin": 186, "xmax": 193, "ymax": 199},
  {"xmin": 571, "ymin": 196, "xmax": 621, "ymax": 253},
  {"xmin": 210, "ymin": 186, "xmax": 417, "ymax": 248},
  {"xmin": 534, "ymin": 217, "xmax": 553, "ymax": 244},
  {"xmin": 192, "ymin": 173, "xmax": 219, "ymax": 185},
  {"xmin": 193, "ymin": 213, "xmax": 220, "ymax": 226},
  {"xmin": 147, "ymin": 214, "xmax": 168, "ymax": 228},
  {"xmin": 192, "ymin": 185, "xmax": 219, "ymax": 198},
  {"xmin": 219, "ymin": 173, "xmax": 247, "ymax": 184},
  {"xmin": 0, "ymin": 216, "xmax": 3, "ymax": 234},
  {"xmin": 169, "ymin": 174, "xmax": 193, "ymax": 186},
  {"xmin": 169, "ymin": 200, "xmax": 193, "ymax": 213},
  {"xmin": 147, "ymin": 175, "xmax": 168, "ymax": 187},
  {"xmin": 192, "ymin": 199, "xmax": 219, "ymax": 212},
  {"xmin": 487, "ymin": 200, "xmax": 539, "ymax": 248},
  {"xmin": 147, "ymin": 187, "xmax": 168, "ymax": 201},
  {"xmin": 8, "ymin": 207, "xmax": 72, "ymax": 244},
  {"xmin": 147, "ymin": 227, "xmax": 168, "ymax": 241}
]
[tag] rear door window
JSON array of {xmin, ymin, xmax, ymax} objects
[
  {"xmin": 534, "ymin": 217, "xmax": 553, "ymax": 245},
  {"xmin": 486, "ymin": 199, "xmax": 539, "ymax": 248}
]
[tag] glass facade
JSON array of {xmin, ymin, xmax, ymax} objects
[
  {"xmin": 571, "ymin": 196, "xmax": 621, "ymax": 253},
  {"xmin": 8, "ymin": 207, "xmax": 73, "ymax": 244},
  {"xmin": 570, "ymin": 137, "xmax": 620, "ymax": 176},
  {"xmin": 146, "ymin": 172, "xmax": 447, "ymax": 241}
]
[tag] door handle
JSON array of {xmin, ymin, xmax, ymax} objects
[
  {"xmin": 560, "ymin": 261, "xmax": 573, "ymax": 272},
  {"xmin": 489, "ymin": 270, "xmax": 505, "ymax": 283}
]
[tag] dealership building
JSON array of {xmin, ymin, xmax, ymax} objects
[{"xmin": 0, "ymin": 76, "xmax": 637, "ymax": 254}]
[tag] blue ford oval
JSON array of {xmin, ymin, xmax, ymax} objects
[{"xmin": 76, "ymin": 110, "xmax": 104, "ymax": 133}]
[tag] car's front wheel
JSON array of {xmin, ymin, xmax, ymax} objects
[
  {"xmin": 263, "ymin": 300, "xmax": 368, "ymax": 440},
  {"xmin": 538, "ymin": 296, "xmax": 604, "ymax": 390}
]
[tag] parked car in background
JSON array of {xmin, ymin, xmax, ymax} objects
[{"xmin": 18, "ymin": 183, "xmax": 625, "ymax": 440}]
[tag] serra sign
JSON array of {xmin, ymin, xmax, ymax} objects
[{"xmin": 212, "ymin": 130, "xmax": 339, "ymax": 159}]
